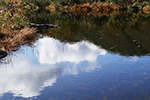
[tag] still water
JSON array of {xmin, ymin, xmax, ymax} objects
[{"xmin": 1, "ymin": 12, "xmax": 150, "ymax": 100}]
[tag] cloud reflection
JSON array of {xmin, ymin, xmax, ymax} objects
[
  {"xmin": 126, "ymin": 56, "xmax": 139, "ymax": 62},
  {"xmin": 37, "ymin": 37, "xmax": 106, "ymax": 64},
  {"xmin": 0, "ymin": 57, "xmax": 62, "ymax": 98},
  {"xmin": 0, "ymin": 37, "xmax": 106, "ymax": 98}
]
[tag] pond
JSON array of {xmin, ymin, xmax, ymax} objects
[{"xmin": 0, "ymin": 10, "xmax": 150, "ymax": 100}]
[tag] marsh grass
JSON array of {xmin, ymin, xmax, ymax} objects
[
  {"xmin": 0, "ymin": 0, "xmax": 38, "ymax": 53},
  {"xmin": 0, "ymin": 27, "xmax": 36, "ymax": 52},
  {"xmin": 46, "ymin": 1, "xmax": 150, "ymax": 15}
]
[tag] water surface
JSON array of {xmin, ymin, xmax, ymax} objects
[{"xmin": 0, "ymin": 12, "xmax": 150, "ymax": 100}]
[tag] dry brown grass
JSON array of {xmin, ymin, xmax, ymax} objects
[
  {"xmin": 0, "ymin": 27, "xmax": 36, "ymax": 52},
  {"xmin": 72, "ymin": 3, "xmax": 126, "ymax": 16},
  {"xmin": 47, "ymin": 2, "xmax": 150, "ymax": 16},
  {"xmin": 143, "ymin": 5, "xmax": 150, "ymax": 14}
]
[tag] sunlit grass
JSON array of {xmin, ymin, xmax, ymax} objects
[{"xmin": 0, "ymin": 27, "xmax": 36, "ymax": 52}]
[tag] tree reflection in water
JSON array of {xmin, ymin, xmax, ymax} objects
[{"xmin": 33, "ymin": 12, "xmax": 150, "ymax": 57}]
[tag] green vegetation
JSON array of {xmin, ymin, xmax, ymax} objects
[{"xmin": 0, "ymin": 0, "xmax": 37, "ymax": 52}]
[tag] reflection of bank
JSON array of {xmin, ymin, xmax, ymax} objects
[
  {"xmin": 34, "ymin": 11, "xmax": 150, "ymax": 57},
  {"xmin": 0, "ymin": 50, "xmax": 7, "ymax": 59},
  {"xmin": 0, "ymin": 37, "xmax": 106, "ymax": 98}
]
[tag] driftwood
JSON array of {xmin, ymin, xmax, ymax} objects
[{"xmin": 29, "ymin": 23, "xmax": 60, "ymax": 29}]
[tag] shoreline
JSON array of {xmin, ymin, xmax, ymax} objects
[{"xmin": 46, "ymin": 2, "xmax": 150, "ymax": 14}]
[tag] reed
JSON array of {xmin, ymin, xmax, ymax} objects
[{"xmin": 0, "ymin": 27, "xmax": 36, "ymax": 52}]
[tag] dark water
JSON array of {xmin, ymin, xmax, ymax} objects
[{"xmin": 1, "ymin": 12, "xmax": 150, "ymax": 100}]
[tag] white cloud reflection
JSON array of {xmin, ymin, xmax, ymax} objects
[
  {"xmin": 126, "ymin": 56, "xmax": 139, "ymax": 62},
  {"xmin": 0, "ymin": 37, "xmax": 106, "ymax": 98},
  {"xmin": 0, "ymin": 57, "xmax": 62, "ymax": 98},
  {"xmin": 37, "ymin": 37, "xmax": 106, "ymax": 64}
]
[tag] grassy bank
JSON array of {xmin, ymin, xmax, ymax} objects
[
  {"xmin": 0, "ymin": 0, "xmax": 37, "ymax": 52},
  {"xmin": 46, "ymin": 1, "xmax": 150, "ymax": 15}
]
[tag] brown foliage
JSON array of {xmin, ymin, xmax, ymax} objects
[
  {"xmin": 143, "ymin": 5, "xmax": 150, "ymax": 14},
  {"xmin": 0, "ymin": 27, "xmax": 36, "ymax": 52},
  {"xmin": 4, "ymin": 0, "xmax": 22, "ymax": 6},
  {"xmin": 72, "ymin": 3, "xmax": 124, "ymax": 16},
  {"xmin": 47, "ymin": 2, "xmax": 150, "ymax": 16}
]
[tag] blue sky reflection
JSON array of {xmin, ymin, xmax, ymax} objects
[
  {"xmin": 0, "ymin": 37, "xmax": 107, "ymax": 98},
  {"xmin": 0, "ymin": 37, "xmax": 149, "ymax": 99}
]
